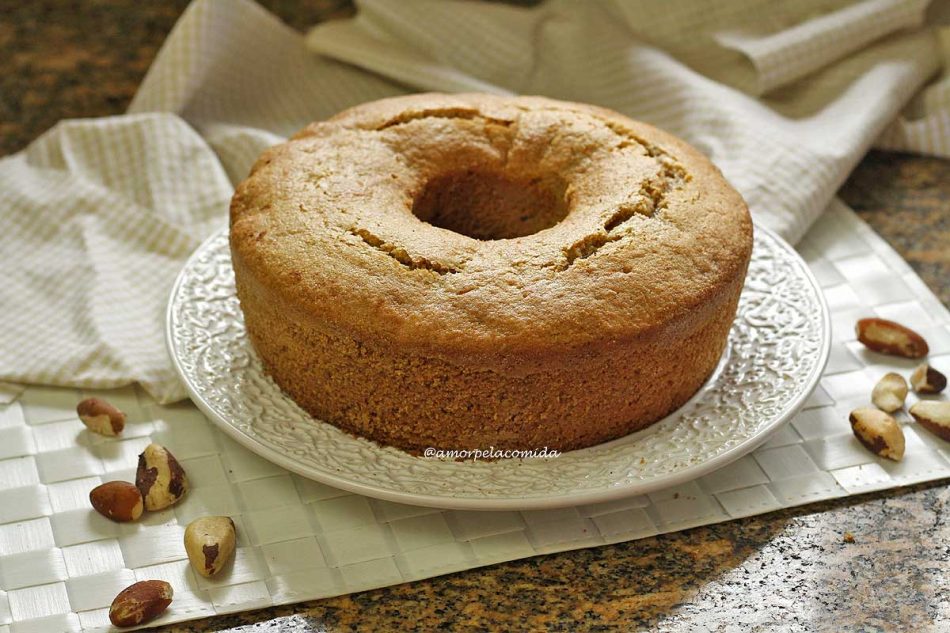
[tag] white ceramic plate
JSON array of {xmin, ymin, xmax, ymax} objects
[{"xmin": 167, "ymin": 224, "xmax": 830, "ymax": 510}]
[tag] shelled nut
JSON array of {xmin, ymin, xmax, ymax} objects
[
  {"xmin": 855, "ymin": 318, "xmax": 929, "ymax": 358},
  {"xmin": 871, "ymin": 372, "xmax": 907, "ymax": 413},
  {"xmin": 109, "ymin": 580, "xmax": 173, "ymax": 627},
  {"xmin": 849, "ymin": 407, "xmax": 904, "ymax": 461},
  {"xmin": 76, "ymin": 397, "xmax": 125, "ymax": 436},
  {"xmin": 135, "ymin": 443, "xmax": 188, "ymax": 511},
  {"xmin": 910, "ymin": 363, "xmax": 947, "ymax": 394},
  {"xmin": 910, "ymin": 401, "xmax": 950, "ymax": 442},
  {"xmin": 89, "ymin": 481, "xmax": 144, "ymax": 522},
  {"xmin": 184, "ymin": 516, "xmax": 237, "ymax": 577}
]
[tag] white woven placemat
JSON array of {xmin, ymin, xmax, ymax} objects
[{"xmin": 1, "ymin": 200, "xmax": 948, "ymax": 632}]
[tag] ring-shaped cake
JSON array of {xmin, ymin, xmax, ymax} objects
[{"xmin": 230, "ymin": 93, "xmax": 753, "ymax": 453}]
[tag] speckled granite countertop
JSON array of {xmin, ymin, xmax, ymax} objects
[{"xmin": 4, "ymin": 2, "xmax": 949, "ymax": 631}]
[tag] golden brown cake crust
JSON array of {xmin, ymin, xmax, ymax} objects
[{"xmin": 230, "ymin": 93, "xmax": 753, "ymax": 453}]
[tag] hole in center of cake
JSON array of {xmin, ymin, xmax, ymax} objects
[{"xmin": 411, "ymin": 169, "xmax": 569, "ymax": 240}]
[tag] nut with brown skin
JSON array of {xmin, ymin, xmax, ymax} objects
[
  {"xmin": 135, "ymin": 443, "xmax": 188, "ymax": 511},
  {"xmin": 871, "ymin": 372, "xmax": 908, "ymax": 413},
  {"xmin": 89, "ymin": 481, "xmax": 144, "ymax": 522},
  {"xmin": 76, "ymin": 397, "xmax": 125, "ymax": 436},
  {"xmin": 849, "ymin": 407, "xmax": 905, "ymax": 461},
  {"xmin": 910, "ymin": 363, "xmax": 947, "ymax": 394},
  {"xmin": 910, "ymin": 400, "xmax": 950, "ymax": 441},
  {"xmin": 855, "ymin": 318, "xmax": 929, "ymax": 358},
  {"xmin": 184, "ymin": 516, "xmax": 237, "ymax": 577},
  {"xmin": 109, "ymin": 580, "xmax": 173, "ymax": 627}
]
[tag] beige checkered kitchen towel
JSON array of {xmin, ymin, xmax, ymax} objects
[{"xmin": 0, "ymin": 0, "xmax": 947, "ymax": 402}]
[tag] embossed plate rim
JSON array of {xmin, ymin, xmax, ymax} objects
[{"xmin": 167, "ymin": 223, "xmax": 830, "ymax": 510}]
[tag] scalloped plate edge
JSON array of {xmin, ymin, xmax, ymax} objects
[{"xmin": 166, "ymin": 223, "xmax": 831, "ymax": 510}]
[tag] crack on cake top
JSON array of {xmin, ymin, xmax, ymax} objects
[
  {"xmin": 370, "ymin": 107, "xmax": 516, "ymax": 132},
  {"xmin": 343, "ymin": 106, "xmax": 691, "ymax": 275},
  {"xmin": 349, "ymin": 227, "xmax": 461, "ymax": 276}
]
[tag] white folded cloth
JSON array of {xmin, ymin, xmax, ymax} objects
[{"xmin": 0, "ymin": 0, "xmax": 947, "ymax": 402}]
